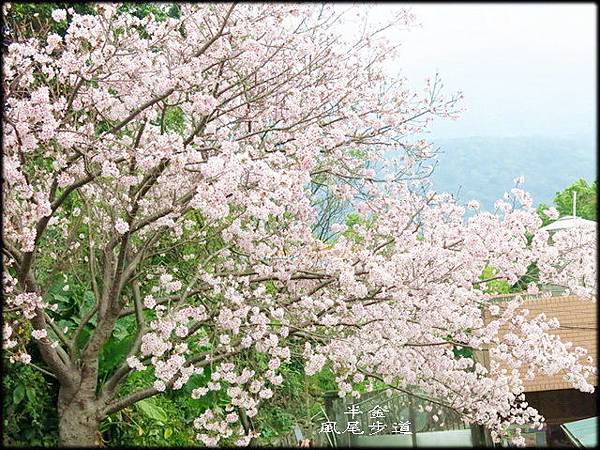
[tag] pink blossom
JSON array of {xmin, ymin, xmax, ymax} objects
[
  {"xmin": 114, "ymin": 219, "xmax": 129, "ymax": 235},
  {"xmin": 51, "ymin": 9, "xmax": 66, "ymax": 22},
  {"xmin": 143, "ymin": 295, "xmax": 156, "ymax": 309},
  {"xmin": 543, "ymin": 207, "xmax": 560, "ymax": 220},
  {"xmin": 31, "ymin": 329, "xmax": 48, "ymax": 340}
]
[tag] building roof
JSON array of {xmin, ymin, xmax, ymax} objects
[
  {"xmin": 561, "ymin": 416, "xmax": 597, "ymax": 448},
  {"xmin": 540, "ymin": 215, "xmax": 596, "ymax": 232}
]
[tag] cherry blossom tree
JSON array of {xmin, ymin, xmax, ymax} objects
[{"xmin": 2, "ymin": 3, "xmax": 596, "ymax": 447}]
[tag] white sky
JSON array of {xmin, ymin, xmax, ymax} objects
[{"xmin": 363, "ymin": 3, "xmax": 597, "ymax": 139}]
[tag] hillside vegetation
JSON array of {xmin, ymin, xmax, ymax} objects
[{"xmin": 430, "ymin": 136, "xmax": 596, "ymax": 211}]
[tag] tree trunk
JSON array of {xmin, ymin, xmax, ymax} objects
[{"xmin": 58, "ymin": 385, "xmax": 101, "ymax": 447}]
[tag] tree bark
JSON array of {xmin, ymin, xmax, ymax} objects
[{"xmin": 57, "ymin": 384, "xmax": 102, "ymax": 447}]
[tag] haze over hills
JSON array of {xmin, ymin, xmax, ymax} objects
[{"xmin": 427, "ymin": 135, "xmax": 597, "ymax": 212}]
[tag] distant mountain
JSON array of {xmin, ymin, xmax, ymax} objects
[{"xmin": 427, "ymin": 135, "xmax": 597, "ymax": 211}]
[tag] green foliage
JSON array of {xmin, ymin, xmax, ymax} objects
[
  {"xmin": 99, "ymin": 318, "xmax": 136, "ymax": 382},
  {"xmin": 535, "ymin": 203, "xmax": 553, "ymax": 227},
  {"xmin": 2, "ymin": 362, "xmax": 59, "ymax": 446},
  {"xmin": 4, "ymin": 3, "xmax": 180, "ymax": 45},
  {"xmin": 104, "ymin": 398, "xmax": 196, "ymax": 446},
  {"xmin": 537, "ymin": 179, "xmax": 597, "ymax": 226},
  {"xmin": 510, "ymin": 263, "xmax": 539, "ymax": 293},
  {"xmin": 452, "ymin": 346, "xmax": 474, "ymax": 359},
  {"xmin": 342, "ymin": 212, "xmax": 377, "ymax": 245},
  {"xmin": 43, "ymin": 276, "xmax": 99, "ymax": 352},
  {"xmin": 136, "ymin": 398, "xmax": 168, "ymax": 422},
  {"xmin": 161, "ymin": 106, "xmax": 186, "ymax": 134},
  {"xmin": 478, "ymin": 266, "xmax": 511, "ymax": 295},
  {"xmin": 254, "ymin": 359, "xmax": 338, "ymax": 445},
  {"xmin": 553, "ymin": 179, "xmax": 596, "ymax": 220},
  {"xmin": 4, "ymin": 3, "xmax": 94, "ymax": 40},
  {"xmin": 478, "ymin": 263, "xmax": 540, "ymax": 295},
  {"xmin": 102, "ymin": 369, "xmax": 215, "ymax": 446},
  {"xmin": 118, "ymin": 3, "xmax": 181, "ymax": 21}
]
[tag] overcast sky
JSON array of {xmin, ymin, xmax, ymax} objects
[{"xmin": 366, "ymin": 3, "xmax": 597, "ymax": 140}]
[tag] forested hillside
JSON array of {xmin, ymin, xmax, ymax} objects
[{"xmin": 429, "ymin": 135, "xmax": 596, "ymax": 210}]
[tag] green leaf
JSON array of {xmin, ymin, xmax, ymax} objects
[
  {"xmin": 99, "ymin": 334, "xmax": 134, "ymax": 375},
  {"xmin": 452, "ymin": 346, "xmax": 474, "ymax": 358},
  {"xmin": 78, "ymin": 291, "xmax": 97, "ymax": 326},
  {"xmin": 164, "ymin": 428, "xmax": 173, "ymax": 439},
  {"xmin": 163, "ymin": 106, "xmax": 185, "ymax": 133},
  {"xmin": 136, "ymin": 399, "xmax": 168, "ymax": 422},
  {"xmin": 52, "ymin": 293, "xmax": 69, "ymax": 303},
  {"xmin": 56, "ymin": 319, "xmax": 75, "ymax": 331},
  {"xmin": 75, "ymin": 326, "xmax": 92, "ymax": 351},
  {"xmin": 112, "ymin": 321, "xmax": 129, "ymax": 340},
  {"xmin": 81, "ymin": 291, "xmax": 95, "ymax": 311},
  {"xmin": 25, "ymin": 386, "xmax": 35, "ymax": 403},
  {"xmin": 13, "ymin": 384, "xmax": 25, "ymax": 405}
]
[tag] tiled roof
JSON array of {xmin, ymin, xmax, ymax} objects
[{"xmin": 479, "ymin": 295, "xmax": 597, "ymax": 392}]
